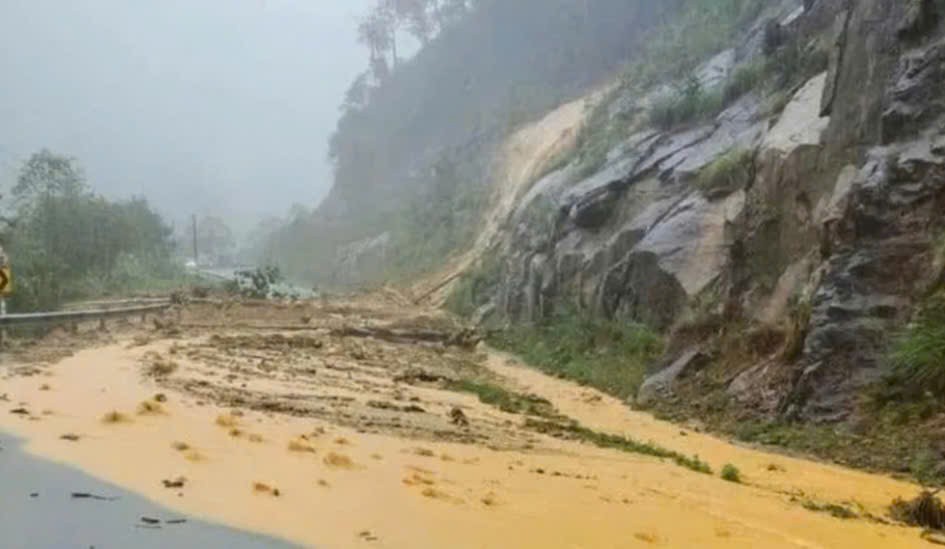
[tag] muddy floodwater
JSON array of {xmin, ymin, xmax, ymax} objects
[
  {"xmin": 0, "ymin": 296, "xmax": 937, "ymax": 547},
  {"xmin": 0, "ymin": 432, "xmax": 295, "ymax": 548}
]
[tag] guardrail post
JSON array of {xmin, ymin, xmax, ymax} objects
[{"xmin": 0, "ymin": 298, "xmax": 6, "ymax": 347}]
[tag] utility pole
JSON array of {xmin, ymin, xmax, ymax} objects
[{"xmin": 192, "ymin": 214, "xmax": 199, "ymax": 267}]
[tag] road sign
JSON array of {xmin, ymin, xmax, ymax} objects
[{"xmin": 0, "ymin": 267, "xmax": 11, "ymax": 296}]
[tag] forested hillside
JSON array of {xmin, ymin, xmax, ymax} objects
[
  {"xmin": 259, "ymin": 0, "xmax": 739, "ymax": 285},
  {"xmin": 1, "ymin": 150, "xmax": 186, "ymax": 311}
]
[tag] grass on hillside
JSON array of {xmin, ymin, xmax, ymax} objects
[
  {"xmin": 696, "ymin": 147, "xmax": 755, "ymax": 197},
  {"xmin": 489, "ymin": 311, "xmax": 663, "ymax": 401},
  {"xmin": 445, "ymin": 253, "xmax": 504, "ymax": 317},
  {"xmin": 446, "ymin": 378, "xmax": 559, "ymax": 418},
  {"xmin": 887, "ymin": 292, "xmax": 945, "ymax": 397},
  {"xmin": 525, "ymin": 418, "xmax": 712, "ymax": 475}
]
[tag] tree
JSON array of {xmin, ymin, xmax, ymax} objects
[
  {"xmin": 196, "ymin": 215, "xmax": 235, "ymax": 266},
  {"xmin": 4, "ymin": 150, "xmax": 178, "ymax": 310},
  {"xmin": 358, "ymin": 7, "xmax": 394, "ymax": 80},
  {"xmin": 13, "ymin": 150, "xmax": 86, "ymax": 207},
  {"xmin": 387, "ymin": 0, "xmax": 434, "ymax": 45},
  {"xmin": 342, "ymin": 72, "xmax": 372, "ymax": 112}
]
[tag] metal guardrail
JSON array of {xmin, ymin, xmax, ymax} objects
[
  {"xmin": 0, "ymin": 303, "xmax": 171, "ymax": 327},
  {"xmin": 61, "ymin": 297, "xmax": 171, "ymax": 311}
]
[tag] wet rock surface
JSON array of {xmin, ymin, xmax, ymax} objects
[{"xmin": 486, "ymin": 0, "xmax": 945, "ymax": 422}]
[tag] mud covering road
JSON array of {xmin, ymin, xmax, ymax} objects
[
  {"xmin": 0, "ymin": 292, "xmax": 939, "ymax": 547},
  {"xmin": 0, "ymin": 432, "xmax": 295, "ymax": 548}
]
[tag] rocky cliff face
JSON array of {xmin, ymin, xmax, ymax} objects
[{"xmin": 479, "ymin": 0, "xmax": 945, "ymax": 422}]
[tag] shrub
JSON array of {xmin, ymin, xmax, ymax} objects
[
  {"xmin": 720, "ymin": 463, "xmax": 742, "ymax": 483},
  {"xmin": 722, "ymin": 61, "xmax": 767, "ymax": 105},
  {"xmin": 889, "ymin": 293, "xmax": 945, "ymax": 396},
  {"xmin": 570, "ymin": 88, "xmax": 636, "ymax": 180},
  {"xmin": 489, "ymin": 309, "xmax": 663, "ymax": 400},
  {"xmin": 445, "ymin": 253, "xmax": 503, "ymax": 317},
  {"xmin": 649, "ymin": 77, "xmax": 723, "ymax": 131},
  {"xmin": 890, "ymin": 491, "xmax": 945, "ymax": 529},
  {"xmin": 695, "ymin": 148, "xmax": 755, "ymax": 198},
  {"xmin": 630, "ymin": 0, "xmax": 769, "ymax": 87}
]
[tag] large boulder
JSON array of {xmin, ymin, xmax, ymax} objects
[{"xmin": 637, "ymin": 348, "xmax": 710, "ymax": 406}]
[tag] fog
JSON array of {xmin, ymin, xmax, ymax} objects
[{"xmin": 0, "ymin": 0, "xmax": 372, "ymax": 230}]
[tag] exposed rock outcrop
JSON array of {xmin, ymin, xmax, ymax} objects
[{"xmin": 484, "ymin": 0, "xmax": 945, "ymax": 422}]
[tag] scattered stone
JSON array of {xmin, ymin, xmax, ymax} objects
[
  {"xmin": 60, "ymin": 433, "xmax": 81, "ymax": 442},
  {"xmin": 146, "ymin": 357, "xmax": 179, "ymax": 377},
  {"xmin": 10, "ymin": 408, "xmax": 29, "ymax": 415},
  {"xmin": 137, "ymin": 400, "xmax": 166, "ymax": 416},
  {"xmin": 287, "ymin": 438, "xmax": 316, "ymax": 453},
  {"xmin": 71, "ymin": 492, "xmax": 119, "ymax": 501},
  {"xmin": 101, "ymin": 411, "xmax": 131, "ymax": 424},
  {"xmin": 449, "ymin": 407, "xmax": 469, "ymax": 427},
  {"xmin": 215, "ymin": 414, "xmax": 239, "ymax": 428},
  {"xmin": 153, "ymin": 393, "xmax": 167, "ymax": 403},
  {"xmin": 252, "ymin": 482, "xmax": 280, "ymax": 497},
  {"xmin": 891, "ymin": 491, "xmax": 945, "ymax": 530},
  {"xmin": 140, "ymin": 517, "xmax": 161, "ymax": 525},
  {"xmin": 162, "ymin": 477, "xmax": 187, "ymax": 489},
  {"xmin": 324, "ymin": 452, "xmax": 356, "ymax": 469}
]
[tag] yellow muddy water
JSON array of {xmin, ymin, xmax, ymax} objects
[{"xmin": 0, "ymin": 306, "xmax": 934, "ymax": 548}]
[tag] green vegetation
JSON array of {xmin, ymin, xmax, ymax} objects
[
  {"xmin": 695, "ymin": 148, "xmax": 754, "ymax": 197},
  {"xmin": 443, "ymin": 360, "xmax": 710, "ymax": 475},
  {"xmin": 571, "ymin": 87, "xmax": 635, "ymax": 179},
  {"xmin": 887, "ymin": 292, "xmax": 945, "ymax": 396},
  {"xmin": 446, "ymin": 379, "xmax": 558, "ymax": 418},
  {"xmin": 3, "ymin": 150, "xmax": 187, "ymax": 312},
  {"xmin": 722, "ymin": 60, "xmax": 767, "ymax": 105},
  {"xmin": 445, "ymin": 253, "xmax": 503, "ymax": 317},
  {"xmin": 490, "ymin": 311, "xmax": 662, "ymax": 400},
  {"xmin": 227, "ymin": 266, "xmax": 285, "ymax": 300},
  {"xmin": 720, "ymin": 463, "xmax": 742, "ymax": 483},
  {"xmin": 890, "ymin": 491, "xmax": 945, "ymax": 530},
  {"xmin": 386, "ymin": 151, "xmax": 490, "ymax": 281},
  {"xmin": 728, "ymin": 417, "xmax": 945, "ymax": 486},
  {"xmin": 525, "ymin": 418, "xmax": 712, "ymax": 475},
  {"xmin": 649, "ymin": 76, "xmax": 724, "ymax": 130},
  {"xmin": 628, "ymin": 0, "xmax": 767, "ymax": 88},
  {"xmin": 801, "ymin": 500, "xmax": 857, "ymax": 519}
]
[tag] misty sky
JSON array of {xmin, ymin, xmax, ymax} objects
[{"xmin": 0, "ymin": 0, "xmax": 373, "ymax": 230}]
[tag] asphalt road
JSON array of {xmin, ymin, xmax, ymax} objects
[{"xmin": 0, "ymin": 432, "xmax": 298, "ymax": 549}]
